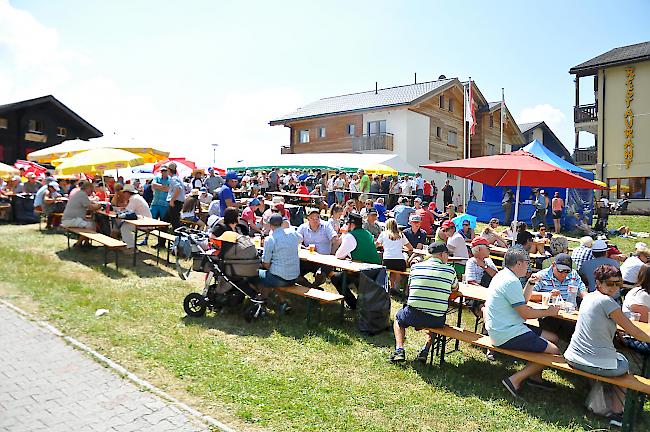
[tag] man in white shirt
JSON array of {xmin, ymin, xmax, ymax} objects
[
  {"xmin": 441, "ymin": 220, "xmax": 469, "ymax": 264},
  {"xmin": 621, "ymin": 244, "xmax": 650, "ymax": 285},
  {"xmin": 119, "ymin": 184, "xmax": 153, "ymax": 252}
]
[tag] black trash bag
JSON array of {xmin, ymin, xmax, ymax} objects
[
  {"xmin": 12, "ymin": 194, "xmax": 39, "ymax": 224},
  {"xmin": 94, "ymin": 213, "xmax": 112, "ymax": 236},
  {"xmin": 357, "ymin": 267, "xmax": 391, "ymax": 335}
]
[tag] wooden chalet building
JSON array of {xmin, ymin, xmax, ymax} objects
[
  {"xmin": 0, "ymin": 95, "xmax": 102, "ymax": 164},
  {"xmin": 269, "ymin": 77, "xmax": 525, "ymax": 180}
]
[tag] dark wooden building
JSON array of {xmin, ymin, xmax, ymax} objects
[{"xmin": 0, "ymin": 95, "xmax": 102, "ymax": 164}]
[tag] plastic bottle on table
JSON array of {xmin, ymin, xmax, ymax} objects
[{"xmin": 566, "ymin": 285, "xmax": 578, "ymax": 311}]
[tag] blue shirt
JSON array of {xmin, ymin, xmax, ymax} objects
[
  {"xmin": 373, "ymin": 203, "xmax": 387, "ymax": 222},
  {"xmin": 217, "ymin": 184, "xmax": 235, "ymax": 216},
  {"xmin": 393, "ymin": 205, "xmax": 415, "ymax": 226},
  {"xmin": 485, "ymin": 268, "xmax": 530, "ymax": 346},
  {"xmin": 404, "ymin": 227, "xmax": 427, "ymax": 248},
  {"xmin": 579, "ymin": 256, "xmax": 620, "ymax": 292},
  {"xmin": 151, "ymin": 175, "xmax": 170, "ymax": 206},
  {"xmin": 297, "ymin": 221, "xmax": 336, "ymax": 255},
  {"xmin": 533, "ymin": 266, "xmax": 586, "ymax": 299},
  {"xmin": 34, "ymin": 185, "xmax": 48, "ymax": 207},
  {"xmin": 166, "ymin": 175, "xmax": 185, "ymax": 203},
  {"xmin": 262, "ymin": 227, "xmax": 302, "ymax": 280}
]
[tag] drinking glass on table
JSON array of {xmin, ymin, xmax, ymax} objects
[{"xmin": 308, "ymin": 243, "xmax": 316, "ymax": 253}]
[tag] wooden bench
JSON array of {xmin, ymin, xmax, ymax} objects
[
  {"xmin": 37, "ymin": 210, "xmax": 63, "ymax": 231},
  {"xmin": 63, "ymin": 227, "xmax": 127, "ymax": 269},
  {"xmin": 150, "ymin": 229, "xmax": 176, "ymax": 264},
  {"xmin": 424, "ymin": 325, "xmax": 650, "ymax": 431},
  {"xmin": 275, "ymin": 285, "xmax": 345, "ymax": 325}
]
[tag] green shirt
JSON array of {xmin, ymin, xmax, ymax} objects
[
  {"xmin": 359, "ymin": 174, "xmax": 370, "ymax": 193},
  {"xmin": 407, "ymin": 258, "xmax": 458, "ymax": 317},
  {"xmin": 349, "ymin": 228, "xmax": 381, "ymax": 264}
]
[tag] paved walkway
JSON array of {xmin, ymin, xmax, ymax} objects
[{"xmin": 0, "ymin": 303, "xmax": 210, "ymax": 432}]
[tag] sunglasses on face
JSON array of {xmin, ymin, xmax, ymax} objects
[
  {"xmin": 557, "ymin": 269, "xmax": 571, "ymax": 274},
  {"xmin": 603, "ymin": 279, "xmax": 623, "ymax": 287}
]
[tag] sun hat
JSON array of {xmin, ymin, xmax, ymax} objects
[
  {"xmin": 591, "ymin": 239, "xmax": 609, "ymax": 253},
  {"xmin": 248, "ymin": 198, "xmax": 260, "ymax": 206},
  {"xmin": 48, "ymin": 181, "xmax": 60, "ymax": 191}
]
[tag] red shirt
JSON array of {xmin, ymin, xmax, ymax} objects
[
  {"xmin": 423, "ymin": 182, "xmax": 432, "ymax": 195},
  {"xmin": 415, "ymin": 208, "xmax": 435, "ymax": 235},
  {"xmin": 241, "ymin": 206, "xmax": 257, "ymax": 227}
]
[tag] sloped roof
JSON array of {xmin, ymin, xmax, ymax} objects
[
  {"xmin": 569, "ymin": 41, "xmax": 650, "ymax": 75},
  {"xmin": 517, "ymin": 121, "xmax": 543, "ymax": 134},
  {"xmin": 270, "ymin": 78, "xmax": 457, "ymax": 125},
  {"xmin": 0, "ymin": 95, "xmax": 102, "ymax": 138}
]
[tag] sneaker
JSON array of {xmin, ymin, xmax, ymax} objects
[
  {"xmin": 501, "ymin": 377, "xmax": 523, "ymax": 400},
  {"xmin": 608, "ymin": 412, "xmax": 622, "ymax": 428},
  {"xmin": 527, "ymin": 378, "xmax": 557, "ymax": 392},
  {"xmin": 416, "ymin": 348, "xmax": 429, "ymax": 363},
  {"xmin": 485, "ymin": 349, "xmax": 495, "ymax": 362},
  {"xmin": 389, "ymin": 348, "xmax": 406, "ymax": 363}
]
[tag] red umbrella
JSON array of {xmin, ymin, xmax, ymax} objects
[
  {"xmin": 153, "ymin": 158, "xmax": 198, "ymax": 178},
  {"xmin": 14, "ymin": 160, "xmax": 47, "ymax": 178},
  {"xmin": 421, "ymin": 150, "xmax": 606, "ymax": 239}
]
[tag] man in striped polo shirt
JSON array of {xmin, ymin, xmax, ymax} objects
[{"xmin": 389, "ymin": 242, "xmax": 458, "ymax": 363}]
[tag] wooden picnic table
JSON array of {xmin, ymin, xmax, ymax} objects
[{"xmin": 123, "ymin": 217, "xmax": 170, "ymax": 266}]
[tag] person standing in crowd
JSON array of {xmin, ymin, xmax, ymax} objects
[
  {"xmin": 358, "ymin": 169, "xmax": 370, "ymax": 202},
  {"xmin": 485, "ymin": 248, "xmax": 561, "ymax": 399},
  {"xmin": 119, "ymin": 184, "xmax": 152, "ymax": 254},
  {"xmin": 571, "ymin": 236, "xmax": 594, "ymax": 272},
  {"xmin": 393, "ymin": 196, "xmax": 415, "ymax": 228},
  {"xmin": 370, "ymin": 175, "xmax": 380, "ymax": 195},
  {"xmin": 388, "ymin": 176, "xmax": 401, "ymax": 208},
  {"xmin": 296, "ymin": 209, "xmax": 336, "ymax": 287},
  {"xmin": 551, "ymin": 191, "xmax": 564, "ymax": 233},
  {"xmin": 442, "ymin": 179, "xmax": 454, "ymax": 208},
  {"xmin": 423, "ymin": 179, "xmax": 433, "ymax": 204},
  {"xmin": 204, "ymin": 167, "xmax": 224, "ymax": 194},
  {"xmin": 217, "ymin": 171, "xmax": 241, "ymax": 216},
  {"xmin": 564, "ymin": 265, "xmax": 650, "ymax": 427},
  {"xmin": 332, "ymin": 213, "xmax": 382, "ymax": 309},
  {"xmin": 532, "ymin": 189, "xmax": 547, "ymax": 230},
  {"xmin": 401, "ymin": 175, "xmax": 413, "ymax": 196},
  {"xmin": 165, "ymin": 162, "xmax": 186, "ymax": 230},
  {"xmin": 414, "ymin": 172, "xmax": 425, "ymax": 199},
  {"xmin": 380, "ymin": 174, "xmax": 391, "ymax": 196},
  {"xmin": 501, "ymin": 188, "xmax": 513, "ymax": 226},
  {"xmin": 267, "ymin": 167, "xmax": 279, "ymax": 192},
  {"xmin": 334, "ymin": 171, "xmax": 347, "ymax": 204},
  {"xmin": 389, "ymin": 242, "xmax": 458, "ymax": 363},
  {"xmin": 579, "ymin": 239, "xmax": 620, "ymax": 292},
  {"xmin": 150, "ymin": 165, "xmax": 170, "ymax": 221},
  {"xmin": 376, "ymin": 218, "xmax": 412, "ymax": 288}
]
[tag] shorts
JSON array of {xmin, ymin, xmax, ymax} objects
[
  {"xmin": 61, "ymin": 217, "xmax": 95, "ymax": 230},
  {"xmin": 150, "ymin": 204, "xmax": 169, "ymax": 220},
  {"xmin": 258, "ymin": 269, "xmax": 297, "ymax": 288},
  {"xmin": 567, "ymin": 353, "xmax": 629, "ymax": 377},
  {"xmin": 383, "ymin": 258, "xmax": 407, "ymax": 272},
  {"xmin": 497, "ymin": 325, "xmax": 547, "ymax": 352},
  {"xmin": 552, "ymin": 210, "xmax": 562, "ymax": 219},
  {"xmin": 395, "ymin": 305, "xmax": 445, "ymax": 329}
]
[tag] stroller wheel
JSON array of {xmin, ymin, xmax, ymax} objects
[
  {"xmin": 243, "ymin": 303, "xmax": 263, "ymax": 322},
  {"xmin": 183, "ymin": 293, "xmax": 207, "ymax": 317}
]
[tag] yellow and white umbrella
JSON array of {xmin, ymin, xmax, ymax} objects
[
  {"xmin": 0, "ymin": 162, "xmax": 20, "ymax": 178},
  {"xmin": 594, "ymin": 180, "xmax": 607, "ymax": 188},
  {"xmin": 27, "ymin": 139, "xmax": 169, "ymax": 164},
  {"xmin": 364, "ymin": 163, "xmax": 398, "ymax": 176},
  {"xmin": 55, "ymin": 148, "xmax": 145, "ymax": 175}
]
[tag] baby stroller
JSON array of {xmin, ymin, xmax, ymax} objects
[
  {"xmin": 594, "ymin": 199, "xmax": 610, "ymax": 233},
  {"xmin": 175, "ymin": 227, "xmax": 267, "ymax": 322}
]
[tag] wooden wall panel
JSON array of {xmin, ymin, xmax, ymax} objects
[{"xmin": 287, "ymin": 114, "xmax": 363, "ymax": 153}]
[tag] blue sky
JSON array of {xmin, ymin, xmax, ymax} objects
[{"xmin": 1, "ymin": 0, "xmax": 649, "ymax": 165}]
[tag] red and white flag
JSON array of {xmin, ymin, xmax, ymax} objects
[{"xmin": 465, "ymin": 81, "xmax": 476, "ymax": 135}]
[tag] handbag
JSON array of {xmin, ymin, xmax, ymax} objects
[
  {"xmin": 117, "ymin": 210, "xmax": 137, "ymax": 220},
  {"xmin": 585, "ymin": 381, "xmax": 615, "ymax": 417}
]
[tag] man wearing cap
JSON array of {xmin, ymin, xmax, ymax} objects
[
  {"xmin": 442, "ymin": 220, "xmax": 469, "ymax": 263},
  {"xmin": 42, "ymin": 181, "xmax": 64, "ymax": 229},
  {"xmin": 23, "ymin": 173, "xmax": 40, "ymax": 194},
  {"xmin": 465, "ymin": 237, "xmax": 498, "ymax": 287},
  {"xmin": 119, "ymin": 184, "xmax": 152, "ymax": 253},
  {"xmin": 362, "ymin": 208, "xmax": 382, "ymax": 239},
  {"xmin": 570, "ymin": 236, "xmax": 594, "ymax": 272},
  {"xmin": 332, "ymin": 212, "xmax": 382, "ymax": 309},
  {"xmin": 163, "ymin": 163, "xmax": 185, "ymax": 229},
  {"xmin": 217, "ymin": 171, "xmax": 240, "ymax": 216},
  {"xmin": 259, "ymin": 213, "xmax": 302, "ymax": 311},
  {"xmin": 579, "ymin": 239, "xmax": 620, "ymax": 292},
  {"xmin": 531, "ymin": 253, "xmax": 586, "ymax": 301},
  {"xmin": 413, "ymin": 197, "xmax": 435, "ymax": 235},
  {"xmin": 62, "ymin": 182, "xmax": 101, "ymax": 246},
  {"xmin": 404, "ymin": 214, "xmax": 427, "ymax": 250},
  {"xmin": 389, "ymin": 242, "xmax": 459, "ymax": 363},
  {"xmin": 198, "ymin": 187, "xmax": 213, "ymax": 206},
  {"xmin": 296, "ymin": 209, "xmax": 336, "ymax": 287},
  {"xmin": 204, "ymin": 167, "xmax": 224, "ymax": 194},
  {"xmin": 241, "ymin": 198, "xmax": 262, "ymax": 234},
  {"xmin": 373, "ymin": 197, "xmax": 387, "ymax": 223}
]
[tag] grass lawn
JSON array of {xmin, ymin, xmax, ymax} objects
[{"xmin": 1, "ymin": 222, "xmax": 649, "ymax": 431}]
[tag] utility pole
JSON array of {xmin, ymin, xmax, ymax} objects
[{"xmin": 211, "ymin": 143, "xmax": 219, "ymax": 165}]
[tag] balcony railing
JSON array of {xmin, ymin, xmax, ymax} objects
[
  {"xmin": 352, "ymin": 133, "xmax": 394, "ymax": 152},
  {"xmin": 574, "ymin": 103, "xmax": 597, "ymax": 123},
  {"xmin": 280, "ymin": 146, "xmax": 293, "ymax": 154},
  {"xmin": 573, "ymin": 147, "xmax": 597, "ymax": 165}
]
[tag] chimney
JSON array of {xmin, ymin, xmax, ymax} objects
[
  {"xmin": 414, "ymin": 73, "xmax": 417, "ymax": 84},
  {"xmin": 375, "ymin": 82, "xmax": 378, "ymax": 94}
]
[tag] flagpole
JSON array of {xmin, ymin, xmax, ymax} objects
[
  {"xmin": 467, "ymin": 78, "xmax": 472, "ymax": 210},
  {"xmin": 512, "ymin": 170, "xmax": 521, "ymax": 246},
  {"xmin": 500, "ymin": 87, "xmax": 504, "ymax": 154},
  {"xmin": 462, "ymin": 80, "xmax": 468, "ymax": 211}
]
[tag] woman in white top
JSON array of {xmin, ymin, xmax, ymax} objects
[
  {"xmin": 621, "ymin": 264, "xmax": 650, "ymax": 356},
  {"xmin": 620, "ymin": 246, "xmax": 650, "ymax": 285},
  {"xmin": 376, "ymin": 218, "xmax": 412, "ymax": 289}
]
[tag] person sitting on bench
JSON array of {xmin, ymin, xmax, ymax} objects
[
  {"xmin": 485, "ymin": 248, "xmax": 561, "ymax": 398},
  {"xmin": 389, "ymin": 242, "xmax": 458, "ymax": 363},
  {"xmin": 61, "ymin": 181, "xmax": 101, "ymax": 247}
]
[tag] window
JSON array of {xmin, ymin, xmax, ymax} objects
[
  {"xmin": 28, "ymin": 119, "xmax": 43, "ymax": 133},
  {"xmin": 0, "ymin": 118, "xmax": 7, "ymax": 129},
  {"xmin": 439, "ymin": 95, "xmax": 445, "ymax": 109},
  {"xmin": 347, "ymin": 124, "xmax": 355, "ymax": 135},
  {"xmin": 299, "ymin": 129, "xmax": 310, "ymax": 143},
  {"xmin": 318, "ymin": 127, "xmax": 326, "ymax": 138},
  {"xmin": 367, "ymin": 120, "xmax": 386, "ymax": 135},
  {"xmin": 607, "ymin": 177, "xmax": 650, "ymax": 199},
  {"xmin": 447, "ymin": 130, "xmax": 457, "ymax": 146},
  {"xmin": 487, "ymin": 143, "xmax": 496, "ymax": 155},
  {"xmin": 447, "ymin": 172, "xmax": 456, "ymax": 179},
  {"xmin": 435, "ymin": 126, "xmax": 441, "ymax": 139},
  {"xmin": 448, "ymin": 98, "xmax": 453, "ymax": 112},
  {"xmin": 489, "ymin": 114, "xmax": 494, "ymax": 128},
  {"xmin": 57, "ymin": 127, "xmax": 67, "ymax": 137}
]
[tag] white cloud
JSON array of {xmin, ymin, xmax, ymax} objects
[
  {"xmin": 516, "ymin": 103, "xmax": 576, "ymax": 151},
  {"xmin": 0, "ymin": 0, "xmax": 302, "ymax": 168}
]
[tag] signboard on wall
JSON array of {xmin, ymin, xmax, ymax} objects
[{"xmin": 25, "ymin": 133, "xmax": 47, "ymax": 143}]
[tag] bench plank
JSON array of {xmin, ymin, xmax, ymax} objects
[
  {"xmin": 426, "ymin": 325, "xmax": 650, "ymax": 395},
  {"xmin": 151, "ymin": 229, "xmax": 176, "ymax": 242}
]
